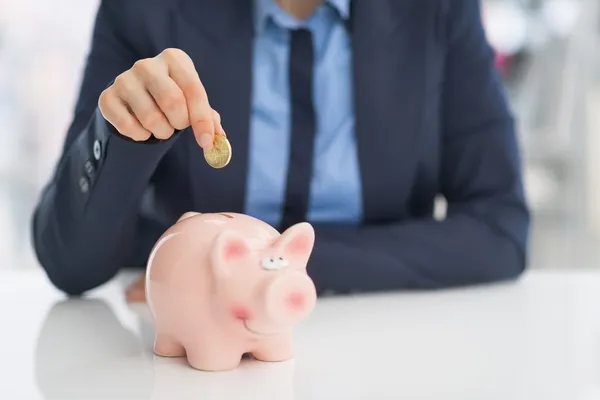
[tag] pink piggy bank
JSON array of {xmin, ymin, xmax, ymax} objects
[{"xmin": 145, "ymin": 212, "xmax": 317, "ymax": 371}]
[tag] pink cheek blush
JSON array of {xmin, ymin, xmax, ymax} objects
[
  {"xmin": 224, "ymin": 240, "xmax": 248, "ymax": 261},
  {"xmin": 287, "ymin": 292, "xmax": 305, "ymax": 311}
]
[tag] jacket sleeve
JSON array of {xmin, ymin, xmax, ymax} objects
[
  {"xmin": 31, "ymin": 0, "xmax": 173, "ymax": 296},
  {"xmin": 306, "ymin": 0, "xmax": 531, "ymax": 293}
]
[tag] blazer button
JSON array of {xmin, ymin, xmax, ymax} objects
[
  {"xmin": 79, "ymin": 176, "xmax": 89, "ymax": 193},
  {"xmin": 84, "ymin": 160, "xmax": 95, "ymax": 179},
  {"xmin": 93, "ymin": 140, "xmax": 102, "ymax": 161}
]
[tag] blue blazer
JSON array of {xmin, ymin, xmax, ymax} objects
[{"xmin": 31, "ymin": 0, "xmax": 530, "ymax": 296}]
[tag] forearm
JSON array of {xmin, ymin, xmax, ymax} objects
[
  {"xmin": 32, "ymin": 109, "xmax": 172, "ymax": 295},
  {"xmin": 308, "ymin": 203, "xmax": 529, "ymax": 294}
]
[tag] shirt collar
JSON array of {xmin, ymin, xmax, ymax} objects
[
  {"xmin": 254, "ymin": 0, "xmax": 350, "ymax": 33},
  {"xmin": 328, "ymin": 0, "xmax": 350, "ymax": 20}
]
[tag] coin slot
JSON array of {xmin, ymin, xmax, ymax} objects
[{"xmin": 219, "ymin": 213, "xmax": 234, "ymax": 219}]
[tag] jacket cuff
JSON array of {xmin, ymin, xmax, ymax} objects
[{"xmin": 67, "ymin": 107, "xmax": 174, "ymax": 216}]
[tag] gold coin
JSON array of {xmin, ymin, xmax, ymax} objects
[{"xmin": 203, "ymin": 135, "xmax": 232, "ymax": 169}]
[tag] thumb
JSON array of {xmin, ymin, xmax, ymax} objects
[{"xmin": 191, "ymin": 115, "xmax": 215, "ymax": 150}]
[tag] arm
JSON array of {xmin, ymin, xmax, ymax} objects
[
  {"xmin": 306, "ymin": 0, "xmax": 530, "ymax": 293},
  {"xmin": 31, "ymin": 0, "xmax": 173, "ymax": 296}
]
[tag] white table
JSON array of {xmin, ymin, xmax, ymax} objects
[{"xmin": 1, "ymin": 269, "xmax": 600, "ymax": 400}]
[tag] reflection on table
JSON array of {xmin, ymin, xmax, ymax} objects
[{"xmin": 34, "ymin": 299, "xmax": 295, "ymax": 400}]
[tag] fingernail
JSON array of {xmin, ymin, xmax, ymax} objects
[{"xmin": 200, "ymin": 133, "xmax": 213, "ymax": 149}]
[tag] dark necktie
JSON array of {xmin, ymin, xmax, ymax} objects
[{"xmin": 280, "ymin": 28, "xmax": 316, "ymax": 231}]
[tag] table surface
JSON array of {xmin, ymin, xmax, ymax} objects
[{"xmin": 1, "ymin": 269, "xmax": 600, "ymax": 400}]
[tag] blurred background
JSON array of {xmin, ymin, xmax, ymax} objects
[{"xmin": 0, "ymin": 0, "xmax": 598, "ymax": 272}]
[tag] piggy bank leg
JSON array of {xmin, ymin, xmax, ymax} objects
[
  {"xmin": 251, "ymin": 334, "xmax": 293, "ymax": 362},
  {"xmin": 154, "ymin": 334, "xmax": 186, "ymax": 357},
  {"xmin": 185, "ymin": 340, "xmax": 243, "ymax": 371}
]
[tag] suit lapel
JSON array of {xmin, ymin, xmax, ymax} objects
[
  {"xmin": 172, "ymin": 0, "xmax": 254, "ymax": 214},
  {"xmin": 351, "ymin": 0, "xmax": 429, "ymax": 223}
]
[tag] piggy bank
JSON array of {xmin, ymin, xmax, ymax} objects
[{"xmin": 145, "ymin": 212, "xmax": 317, "ymax": 371}]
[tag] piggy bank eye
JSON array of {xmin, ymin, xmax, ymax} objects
[
  {"xmin": 261, "ymin": 256, "xmax": 289, "ymax": 270},
  {"xmin": 261, "ymin": 257, "xmax": 279, "ymax": 270}
]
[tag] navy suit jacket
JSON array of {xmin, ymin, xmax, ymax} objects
[{"xmin": 31, "ymin": 0, "xmax": 530, "ymax": 296}]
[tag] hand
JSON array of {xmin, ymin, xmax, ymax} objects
[
  {"xmin": 125, "ymin": 273, "xmax": 146, "ymax": 303},
  {"xmin": 98, "ymin": 48, "xmax": 224, "ymax": 149}
]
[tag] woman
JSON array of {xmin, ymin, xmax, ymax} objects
[{"xmin": 31, "ymin": 0, "xmax": 530, "ymax": 300}]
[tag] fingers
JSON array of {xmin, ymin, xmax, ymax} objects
[
  {"xmin": 125, "ymin": 274, "xmax": 147, "ymax": 303},
  {"xmin": 136, "ymin": 60, "xmax": 190, "ymax": 131},
  {"xmin": 160, "ymin": 48, "xmax": 215, "ymax": 149},
  {"xmin": 99, "ymin": 90, "xmax": 152, "ymax": 142},
  {"xmin": 115, "ymin": 70, "xmax": 174, "ymax": 140},
  {"xmin": 99, "ymin": 49, "xmax": 223, "ymax": 146}
]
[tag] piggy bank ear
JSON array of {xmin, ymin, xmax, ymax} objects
[
  {"xmin": 275, "ymin": 222, "xmax": 315, "ymax": 266},
  {"xmin": 211, "ymin": 230, "xmax": 252, "ymax": 278}
]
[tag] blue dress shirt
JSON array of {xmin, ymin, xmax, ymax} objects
[{"xmin": 244, "ymin": 0, "xmax": 363, "ymax": 227}]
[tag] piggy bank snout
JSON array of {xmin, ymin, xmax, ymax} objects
[{"xmin": 264, "ymin": 273, "xmax": 316, "ymax": 325}]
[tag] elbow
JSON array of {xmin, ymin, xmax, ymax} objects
[
  {"xmin": 34, "ymin": 244, "xmax": 119, "ymax": 297},
  {"xmin": 31, "ymin": 209, "xmax": 118, "ymax": 297},
  {"xmin": 40, "ymin": 261, "xmax": 92, "ymax": 298},
  {"xmin": 494, "ymin": 212, "xmax": 530, "ymax": 283},
  {"xmin": 496, "ymin": 249, "xmax": 526, "ymax": 282},
  {"xmin": 40, "ymin": 259, "xmax": 104, "ymax": 298},
  {"xmin": 31, "ymin": 231, "xmax": 81, "ymax": 297},
  {"xmin": 480, "ymin": 234, "xmax": 528, "ymax": 286},
  {"xmin": 478, "ymin": 199, "xmax": 531, "ymax": 285}
]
